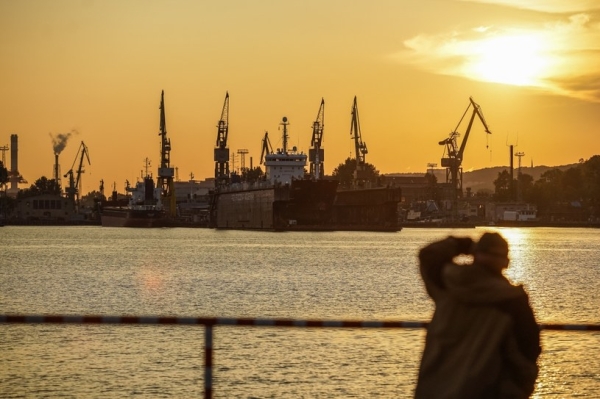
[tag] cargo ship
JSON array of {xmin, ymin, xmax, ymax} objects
[
  {"xmin": 210, "ymin": 116, "xmax": 340, "ymax": 231},
  {"xmin": 100, "ymin": 176, "xmax": 167, "ymax": 228},
  {"xmin": 101, "ymin": 91, "xmax": 179, "ymax": 228}
]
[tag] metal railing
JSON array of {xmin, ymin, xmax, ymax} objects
[{"xmin": 2, "ymin": 314, "xmax": 599, "ymax": 399}]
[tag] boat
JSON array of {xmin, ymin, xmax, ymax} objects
[
  {"xmin": 210, "ymin": 117, "xmax": 340, "ymax": 231},
  {"xmin": 100, "ymin": 176, "xmax": 167, "ymax": 228},
  {"xmin": 101, "ymin": 91, "xmax": 181, "ymax": 228}
]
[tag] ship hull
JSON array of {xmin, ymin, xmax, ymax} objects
[
  {"xmin": 101, "ymin": 208, "xmax": 167, "ymax": 228},
  {"xmin": 212, "ymin": 180, "xmax": 339, "ymax": 231},
  {"xmin": 211, "ymin": 180, "xmax": 402, "ymax": 232},
  {"xmin": 332, "ymin": 186, "xmax": 402, "ymax": 232}
]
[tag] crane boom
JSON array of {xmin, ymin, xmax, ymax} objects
[
  {"xmin": 214, "ymin": 92, "xmax": 230, "ymax": 188},
  {"xmin": 350, "ymin": 96, "xmax": 368, "ymax": 183},
  {"xmin": 74, "ymin": 141, "xmax": 90, "ymax": 192},
  {"xmin": 458, "ymin": 97, "xmax": 491, "ymax": 157},
  {"xmin": 309, "ymin": 98, "xmax": 325, "ymax": 179},
  {"xmin": 260, "ymin": 131, "xmax": 273, "ymax": 164}
]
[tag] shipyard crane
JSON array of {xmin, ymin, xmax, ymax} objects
[
  {"xmin": 260, "ymin": 131, "xmax": 273, "ymax": 164},
  {"xmin": 214, "ymin": 92, "xmax": 230, "ymax": 188},
  {"xmin": 64, "ymin": 141, "xmax": 91, "ymax": 205},
  {"xmin": 309, "ymin": 98, "xmax": 325, "ymax": 180},
  {"xmin": 350, "ymin": 96, "xmax": 369, "ymax": 185},
  {"xmin": 157, "ymin": 90, "xmax": 176, "ymax": 217},
  {"xmin": 439, "ymin": 96, "xmax": 491, "ymax": 203}
]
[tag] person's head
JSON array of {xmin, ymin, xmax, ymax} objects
[{"xmin": 473, "ymin": 232, "xmax": 509, "ymax": 272}]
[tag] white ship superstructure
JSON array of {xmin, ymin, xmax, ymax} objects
[{"xmin": 264, "ymin": 116, "xmax": 307, "ymax": 184}]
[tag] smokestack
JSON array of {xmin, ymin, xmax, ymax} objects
[
  {"xmin": 54, "ymin": 153, "xmax": 61, "ymax": 188},
  {"xmin": 50, "ymin": 130, "xmax": 76, "ymax": 188},
  {"xmin": 9, "ymin": 134, "xmax": 18, "ymax": 193}
]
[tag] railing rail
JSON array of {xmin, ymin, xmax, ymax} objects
[{"xmin": 3, "ymin": 314, "xmax": 599, "ymax": 398}]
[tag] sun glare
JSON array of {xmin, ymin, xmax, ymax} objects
[{"xmin": 466, "ymin": 34, "xmax": 552, "ymax": 87}]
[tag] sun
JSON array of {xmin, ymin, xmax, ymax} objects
[{"xmin": 465, "ymin": 34, "xmax": 552, "ymax": 87}]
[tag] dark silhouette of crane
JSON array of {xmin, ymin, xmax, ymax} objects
[
  {"xmin": 309, "ymin": 98, "xmax": 325, "ymax": 180},
  {"xmin": 157, "ymin": 90, "xmax": 176, "ymax": 217},
  {"xmin": 350, "ymin": 96, "xmax": 369, "ymax": 186},
  {"xmin": 64, "ymin": 141, "xmax": 91, "ymax": 206},
  {"xmin": 214, "ymin": 92, "xmax": 230, "ymax": 188},
  {"xmin": 260, "ymin": 131, "xmax": 273, "ymax": 165},
  {"xmin": 439, "ymin": 96, "xmax": 491, "ymax": 203}
]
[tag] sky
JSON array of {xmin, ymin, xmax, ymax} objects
[{"xmin": 1, "ymin": 0, "xmax": 599, "ymax": 194}]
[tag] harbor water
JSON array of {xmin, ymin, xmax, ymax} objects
[{"xmin": 1, "ymin": 226, "xmax": 599, "ymax": 398}]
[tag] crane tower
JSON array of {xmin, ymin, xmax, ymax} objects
[
  {"xmin": 237, "ymin": 149, "xmax": 249, "ymax": 170},
  {"xmin": 309, "ymin": 98, "xmax": 325, "ymax": 180},
  {"xmin": 157, "ymin": 90, "xmax": 176, "ymax": 217},
  {"xmin": 350, "ymin": 96, "xmax": 369, "ymax": 186},
  {"xmin": 64, "ymin": 141, "xmax": 91, "ymax": 206},
  {"xmin": 0, "ymin": 145, "xmax": 7, "ymax": 166},
  {"xmin": 214, "ymin": 92, "xmax": 230, "ymax": 188}
]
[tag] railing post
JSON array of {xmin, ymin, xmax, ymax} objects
[{"xmin": 204, "ymin": 324, "xmax": 213, "ymax": 399}]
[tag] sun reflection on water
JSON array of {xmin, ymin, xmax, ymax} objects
[{"xmin": 498, "ymin": 228, "xmax": 532, "ymax": 284}]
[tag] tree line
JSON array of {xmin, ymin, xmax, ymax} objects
[{"xmin": 492, "ymin": 155, "xmax": 600, "ymax": 220}]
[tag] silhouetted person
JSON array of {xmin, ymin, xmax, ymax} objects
[{"xmin": 415, "ymin": 232, "xmax": 540, "ymax": 398}]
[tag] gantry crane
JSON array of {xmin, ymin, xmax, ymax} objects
[
  {"xmin": 157, "ymin": 90, "xmax": 176, "ymax": 217},
  {"xmin": 260, "ymin": 131, "xmax": 273, "ymax": 165},
  {"xmin": 214, "ymin": 92, "xmax": 230, "ymax": 188},
  {"xmin": 350, "ymin": 96, "xmax": 369, "ymax": 185},
  {"xmin": 64, "ymin": 141, "xmax": 91, "ymax": 206},
  {"xmin": 439, "ymin": 96, "xmax": 491, "ymax": 202},
  {"xmin": 309, "ymin": 98, "xmax": 325, "ymax": 180}
]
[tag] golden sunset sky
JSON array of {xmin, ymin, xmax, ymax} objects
[{"xmin": 1, "ymin": 0, "xmax": 599, "ymax": 193}]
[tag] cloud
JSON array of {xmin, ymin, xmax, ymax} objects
[
  {"xmin": 397, "ymin": 12, "xmax": 600, "ymax": 102},
  {"xmin": 459, "ymin": 0, "xmax": 600, "ymax": 13}
]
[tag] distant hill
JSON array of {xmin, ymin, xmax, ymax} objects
[{"xmin": 386, "ymin": 163, "xmax": 578, "ymax": 193}]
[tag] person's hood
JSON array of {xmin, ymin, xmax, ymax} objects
[{"xmin": 442, "ymin": 263, "xmax": 525, "ymax": 305}]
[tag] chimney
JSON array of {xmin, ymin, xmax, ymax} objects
[
  {"xmin": 54, "ymin": 153, "xmax": 61, "ymax": 188},
  {"xmin": 9, "ymin": 134, "xmax": 18, "ymax": 193}
]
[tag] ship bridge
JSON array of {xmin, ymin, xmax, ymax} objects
[{"xmin": 264, "ymin": 149, "xmax": 307, "ymax": 185}]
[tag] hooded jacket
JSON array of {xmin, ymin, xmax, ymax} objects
[{"xmin": 415, "ymin": 237, "xmax": 540, "ymax": 399}]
